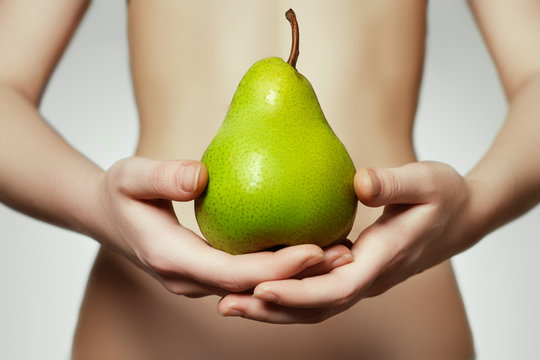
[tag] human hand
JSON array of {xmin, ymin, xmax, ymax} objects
[
  {"xmin": 217, "ymin": 161, "xmax": 483, "ymax": 323},
  {"xmin": 91, "ymin": 157, "xmax": 353, "ymax": 298}
]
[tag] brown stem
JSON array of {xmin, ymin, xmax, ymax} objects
[{"xmin": 285, "ymin": 9, "xmax": 299, "ymax": 69}]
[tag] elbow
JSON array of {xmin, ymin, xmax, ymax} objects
[
  {"xmin": 0, "ymin": 79, "xmax": 43, "ymax": 108},
  {"xmin": 506, "ymin": 71, "xmax": 540, "ymax": 103}
]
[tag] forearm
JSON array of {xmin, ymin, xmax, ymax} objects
[
  {"xmin": 0, "ymin": 84, "xmax": 104, "ymax": 236},
  {"xmin": 466, "ymin": 76, "xmax": 540, "ymax": 236}
]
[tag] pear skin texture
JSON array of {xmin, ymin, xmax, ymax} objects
[{"xmin": 195, "ymin": 57, "xmax": 357, "ymax": 255}]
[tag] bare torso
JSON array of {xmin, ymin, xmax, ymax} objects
[{"xmin": 73, "ymin": 1, "xmax": 474, "ymax": 359}]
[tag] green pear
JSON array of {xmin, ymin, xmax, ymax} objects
[{"xmin": 195, "ymin": 9, "xmax": 357, "ymax": 254}]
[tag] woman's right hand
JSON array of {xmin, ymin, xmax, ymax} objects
[{"xmin": 90, "ymin": 157, "xmax": 352, "ymax": 298}]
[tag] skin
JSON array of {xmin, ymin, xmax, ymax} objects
[
  {"xmin": 222, "ymin": 0, "xmax": 540, "ymax": 324},
  {"xmin": 1, "ymin": 0, "xmax": 539, "ymax": 359}
]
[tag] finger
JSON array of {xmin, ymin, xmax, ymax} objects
[
  {"xmin": 159, "ymin": 275, "xmax": 230, "ymax": 298},
  {"xmin": 199, "ymin": 243, "xmax": 327, "ymax": 292},
  {"xmin": 293, "ymin": 243, "xmax": 354, "ymax": 279},
  {"xmin": 217, "ymin": 294, "xmax": 333, "ymax": 324},
  {"xmin": 251, "ymin": 267, "xmax": 357, "ymax": 308},
  {"xmin": 151, "ymin": 227, "xmax": 327, "ymax": 293},
  {"xmin": 354, "ymin": 162, "xmax": 440, "ymax": 207},
  {"xmin": 112, "ymin": 157, "xmax": 208, "ymax": 201},
  {"xmin": 250, "ymin": 232, "xmax": 391, "ymax": 308}
]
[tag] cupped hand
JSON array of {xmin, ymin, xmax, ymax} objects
[
  {"xmin": 217, "ymin": 161, "xmax": 483, "ymax": 323},
  {"xmin": 92, "ymin": 157, "xmax": 353, "ymax": 298}
]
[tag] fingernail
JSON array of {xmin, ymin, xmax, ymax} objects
[
  {"xmin": 179, "ymin": 163, "xmax": 201, "ymax": 193},
  {"xmin": 253, "ymin": 290, "xmax": 279, "ymax": 303},
  {"xmin": 330, "ymin": 253, "xmax": 354, "ymax": 268},
  {"xmin": 366, "ymin": 169, "xmax": 381, "ymax": 197},
  {"xmin": 303, "ymin": 253, "xmax": 326, "ymax": 268},
  {"xmin": 221, "ymin": 308, "xmax": 244, "ymax": 317}
]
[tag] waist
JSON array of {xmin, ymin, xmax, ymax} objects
[{"xmin": 134, "ymin": 111, "xmax": 417, "ymax": 168}]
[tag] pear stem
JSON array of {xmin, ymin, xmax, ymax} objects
[{"xmin": 285, "ymin": 9, "xmax": 299, "ymax": 69}]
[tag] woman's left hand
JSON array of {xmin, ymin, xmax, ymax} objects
[{"xmin": 217, "ymin": 161, "xmax": 484, "ymax": 323}]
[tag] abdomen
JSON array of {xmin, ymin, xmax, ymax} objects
[{"xmin": 73, "ymin": 1, "xmax": 474, "ymax": 359}]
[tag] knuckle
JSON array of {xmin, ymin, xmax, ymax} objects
[
  {"xmin": 219, "ymin": 260, "xmax": 247, "ymax": 292},
  {"xmin": 423, "ymin": 165, "xmax": 439, "ymax": 188},
  {"xmin": 423, "ymin": 162, "xmax": 462, "ymax": 200},
  {"xmin": 220, "ymin": 274, "xmax": 245, "ymax": 293},
  {"xmin": 162, "ymin": 280, "xmax": 184, "ymax": 295},
  {"xmin": 162, "ymin": 280, "xmax": 202, "ymax": 297},
  {"xmin": 379, "ymin": 171, "xmax": 401, "ymax": 203},
  {"xmin": 145, "ymin": 251, "xmax": 174, "ymax": 276},
  {"xmin": 218, "ymin": 278, "xmax": 235, "ymax": 292},
  {"xmin": 425, "ymin": 166, "xmax": 445, "ymax": 197},
  {"xmin": 107, "ymin": 158, "xmax": 133, "ymax": 193},
  {"xmin": 334, "ymin": 284, "xmax": 357, "ymax": 307},
  {"xmin": 108, "ymin": 157, "xmax": 130, "ymax": 175},
  {"xmin": 147, "ymin": 161, "xmax": 174, "ymax": 195}
]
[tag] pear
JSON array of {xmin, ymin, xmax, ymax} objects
[{"xmin": 195, "ymin": 9, "xmax": 357, "ymax": 254}]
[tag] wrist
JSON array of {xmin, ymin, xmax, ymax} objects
[
  {"xmin": 68, "ymin": 166, "xmax": 108, "ymax": 240},
  {"xmin": 463, "ymin": 173, "xmax": 507, "ymax": 242}
]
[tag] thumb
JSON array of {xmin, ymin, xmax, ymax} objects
[
  {"xmin": 354, "ymin": 163, "xmax": 434, "ymax": 207},
  {"xmin": 113, "ymin": 157, "xmax": 208, "ymax": 201}
]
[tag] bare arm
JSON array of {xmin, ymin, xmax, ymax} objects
[
  {"xmin": 218, "ymin": 0, "xmax": 540, "ymax": 323},
  {"xmin": 0, "ymin": 0, "xmax": 103, "ymax": 234},
  {"xmin": 0, "ymin": 0, "xmax": 351, "ymax": 301},
  {"xmin": 466, "ymin": 0, "xmax": 540, "ymax": 231}
]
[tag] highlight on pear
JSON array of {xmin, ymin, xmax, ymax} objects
[{"xmin": 195, "ymin": 9, "xmax": 357, "ymax": 255}]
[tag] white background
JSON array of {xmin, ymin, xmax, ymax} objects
[{"xmin": 1, "ymin": 1, "xmax": 539, "ymax": 359}]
